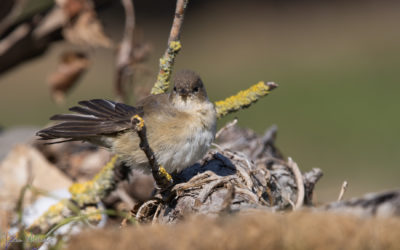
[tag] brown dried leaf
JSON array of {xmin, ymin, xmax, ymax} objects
[
  {"xmin": 58, "ymin": 0, "xmax": 88, "ymax": 18},
  {"xmin": 63, "ymin": 10, "xmax": 113, "ymax": 48},
  {"xmin": 47, "ymin": 51, "xmax": 89, "ymax": 104}
]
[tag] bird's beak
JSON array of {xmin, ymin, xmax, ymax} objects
[{"xmin": 179, "ymin": 89, "xmax": 189, "ymax": 100}]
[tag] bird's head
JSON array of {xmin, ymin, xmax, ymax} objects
[{"xmin": 169, "ymin": 70, "xmax": 209, "ymax": 110}]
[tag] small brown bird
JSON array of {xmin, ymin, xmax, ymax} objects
[{"xmin": 37, "ymin": 70, "xmax": 217, "ymax": 174}]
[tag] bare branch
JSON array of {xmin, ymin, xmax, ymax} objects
[
  {"xmin": 302, "ymin": 168, "xmax": 323, "ymax": 205},
  {"xmin": 130, "ymin": 115, "xmax": 173, "ymax": 189},
  {"xmin": 0, "ymin": 0, "xmax": 27, "ymax": 37},
  {"xmin": 0, "ymin": 0, "xmax": 112, "ymax": 75},
  {"xmin": 114, "ymin": 0, "xmax": 136, "ymax": 102},
  {"xmin": 0, "ymin": 23, "xmax": 29, "ymax": 55},
  {"xmin": 216, "ymin": 119, "xmax": 238, "ymax": 139},
  {"xmin": 337, "ymin": 181, "xmax": 348, "ymax": 201},
  {"xmin": 287, "ymin": 157, "xmax": 304, "ymax": 210}
]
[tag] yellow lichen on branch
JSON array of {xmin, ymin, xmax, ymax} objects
[
  {"xmin": 151, "ymin": 0, "xmax": 188, "ymax": 94},
  {"xmin": 151, "ymin": 41, "xmax": 182, "ymax": 95},
  {"xmin": 158, "ymin": 165, "xmax": 173, "ymax": 182},
  {"xmin": 131, "ymin": 114, "xmax": 173, "ymax": 188},
  {"xmin": 69, "ymin": 155, "xmax": 118, "ymax": 206},
  {"xmin": 214, "ymin": 81, "xmax": 278, "ymax": 119},
  {"xmin": 27, "ymin": 156, "xmax": 118, "ymax": 233},
  {"xmin": 29, "ymin": 199, "xmax": 72, "ymax": 233},
  {"xmin": 131, "ymin": 114, "xmax": 144, "ymax": 130}
]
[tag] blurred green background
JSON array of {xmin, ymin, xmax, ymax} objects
[{"xmin": 1, "ymin": 0, "xmax": 399, "ymax": 201}]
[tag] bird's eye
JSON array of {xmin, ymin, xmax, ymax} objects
[
  {"xmin": 173, "ymin": 87, "xmax": 177, "ymax": 92},
  {"xmin": 193, "ymin": 87, "xmax": 199, "ymax": 92}
]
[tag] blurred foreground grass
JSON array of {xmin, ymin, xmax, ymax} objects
[
  {"xmin": 68, "ymin": 211, "xmax": 400, "ymax": 250},
  {"xmin": 0, "ymin": 1, "xmax": 399, "ymax": 201}
]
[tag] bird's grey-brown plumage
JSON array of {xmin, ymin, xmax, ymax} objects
[
  {"xmin": 37, "ymin": 100, "xmax": 141, "ymax": 140},
  {"xmin": 37, "ymin": 70, "xmax": 217, "ymax": 174}
]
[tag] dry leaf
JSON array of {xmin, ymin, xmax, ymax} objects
[
  {"xmin": 47, "ymin": 51, "xmax": 89, "ymax": 104},
  {"xmin": 58, "ymin": 0, "xmax": 88, "ymax": 18},
  {"xmin": 63, "ymin": 10, "xmax": 113, "ymax": 48}
]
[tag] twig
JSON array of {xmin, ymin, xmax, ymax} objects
[
  {"xmin": 261, "ymin": 124, "xmax": 278, "ymax": 145},
  {"xmin": 115, "ymin": 0, "xmax": 136, "ymax": 102},
  {"xmin": 282, "ymin": 192, "xmax": 295, "ymax": 209},
  {"xmin": 337, "ymin": 181, "xmax": 348, "ymax": 201},
  {"xmin": 198, "ymin": 179, "xmax": 227, "ymax": 203},
  {"xmin": 215, "ymin": 118, "xmax": 238, "ymax": 139},
  {"xmin": 152, "ymin": 203, "xmax": 162, "ymax": 224},
  {"xmin": 151, "ymin": 0, "xmax": 188, "ymax": 95},
  {"xmin": 219, "ymin": 183, "xmax": 235, "ymax": 213},
  {"xmin": 302, "ymin": 168, "xmax": 323, "ymax": 205},
  {"xmin": 287, "ymin": 157, "xmax": 304, "ymax": 210},
  {"xmin": 120, "ymin": 209, "xmax": 134, "ymax": 228},
  {"xmin": 215, "ymin": 81, "xmax": 278, "ymax": 119},
  {"xmin": 13, "ymin": 160, "xmax": 34, "ymax": 249},
  {"xmin": 0, "ymin": 0, "xmax": 27, "ymax": 36},
  {"xmin": 130, "ymin": 115, "xmax": 173, "ymax": 189},
  {"xmin": 0, "ymin": 24, "xmax": 30, "ymax": 55},
  {"xmin": 0, "ymin": 1, "xmax": 113, "ymax": 75},
  {"xmin": 0, "ymin": 5, "xmax": 64, "ymax": 74},
  {"xmin": 135, "ymin": 199, "xmax": 159, "ymax": 222}
]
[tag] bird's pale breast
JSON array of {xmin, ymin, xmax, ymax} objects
[{"xmin": 113, "ymin": 101, "xmax": 216, "ymax": 173}]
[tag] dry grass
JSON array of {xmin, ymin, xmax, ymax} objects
[{"xmin": 68, "ymin": 211, "xmax": 400, "ymax": 250}]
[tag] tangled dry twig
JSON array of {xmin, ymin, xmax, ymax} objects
[{"xmin": 133, "ymin": 124, "xmax": 323, "ymax": 223}]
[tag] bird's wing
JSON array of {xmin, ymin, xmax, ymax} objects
[{"xmin": 36, "ymin": 99, "xmax": 143, "ymax": 143}]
